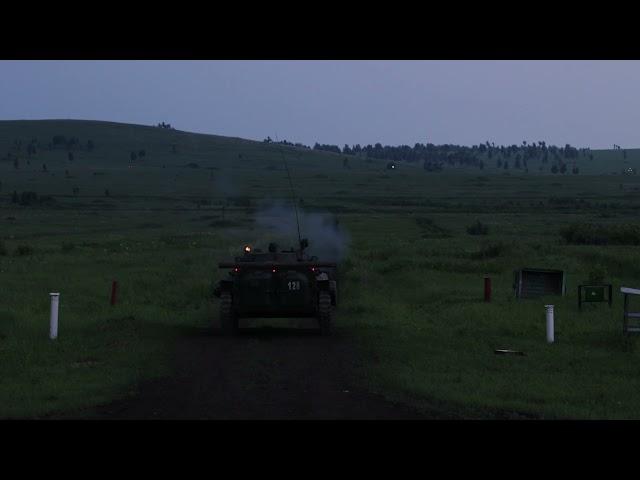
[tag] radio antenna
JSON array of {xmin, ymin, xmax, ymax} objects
[{"xmin": 275, "ymin": 135, "xmax": 302, "ymax": 247}]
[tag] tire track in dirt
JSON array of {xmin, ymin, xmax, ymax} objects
[{"xmin": 87, "ymin": 326, "xmax": 433, "ymax": 420}]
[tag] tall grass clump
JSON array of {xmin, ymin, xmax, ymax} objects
[
  {"xmin": 560, "ymin": 223, "xmax": 640, "ymax": 245},
  {"xmin": 61, "ymin": 242, "xmax": 75, "ymax": 253},
  {"xmin": 466, "ymin": 220, "xmax": 489, "ymax": 235},
  {"xmin": 469, "ymin": 242, "xmax": 509, "ymax": 260},
  {"xmin": 14, "ymin": 245, "xmax": 34, "ymax": 256},
  {"xmin": 586, "ymin": 265, "xmax": 608, "ymax": 284},
  {"xmin": 415, "ymin": 217, "xmax": 451, "ymax": 238}
]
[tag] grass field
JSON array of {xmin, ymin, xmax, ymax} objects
[{"xmin": 2, "ymin": 119, "xmax": 640, "ymax": 419}]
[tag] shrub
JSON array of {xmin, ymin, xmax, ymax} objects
[
  {"xmin": 560, "ymin": 223, "xmax": 640, "ymax": 245},
  {"xmin": 415, "ymin": 217, "xmax": 451, "ymax": 238},
  {"xmin": 61, "ymin": 242, "xmax": 75, "ymax": 253},
  {"xmin": 470, "ymin": 242, "xmax": 509, "ymax": 260},
  {"xmin": 14, "ymin": 245, "xmax": 34, "ymax": 256},
  {"xmin": 38, "ymin": 195, "xmax": 56, "ymax": 205},
  {"xmin": 374, "ymin": 260, "xmax": 404, "ymax": 274},
  {"xmin": 586, "ymin": 265, "xmax": 608, "ymax": 284},
  {"xmin": 466, "ymin": 220, "xmax": 489, "ymax": 235},
  {"xmin": 362, "ymin": 248, "xmax": 394, "ymax": 262},
  {"xmin": 19, "ymin": 191, "xmax": 38, "ymax": 206}
]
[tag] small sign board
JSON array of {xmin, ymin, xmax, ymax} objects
[
  {"xmin": 621, "ymin": 287, "xmax": 640, "ymax": 334},
  {"xmin": 578, "ymin": 284, "xmax": 612, "ymax": 310},
  {"xmin": 514, "ymin": 268, "xmax": 566, "ymax": 299}
]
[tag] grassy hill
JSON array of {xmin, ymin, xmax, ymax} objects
[
  {"xmin": 2, "ymin": 119, "xmax": 640, "ymax": 214},
  {"xmin": 0, "ymin": 119, "xmax": 360, "ymax": 200},
  {"xmin": 1, "ymin": 119, "xmax": 639, "ymax": 181}
]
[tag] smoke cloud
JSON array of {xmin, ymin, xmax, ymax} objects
[{"xmin": 253, "ymin": 200, "xmax": 350, "ymax": 262}]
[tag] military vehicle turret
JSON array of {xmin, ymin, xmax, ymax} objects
[{"xmin": 213, "ymin": 239, "xmax": 338, "ymax": 335}]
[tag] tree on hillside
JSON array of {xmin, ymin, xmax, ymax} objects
[
  {"xmin": 560, "ymin": 163, "xmax": 567, "ymax": 174},
  {"xmin": 87, "ymin": 139, "xmax": 95, "ymax": 151},
  {"xmin": 42, "ymin": 164, "xmax": 47, "ymax": 172},
  {"xmin": 343, "ymin": 157, "xmax": 349, "ymax": 169},
  {"xmin": 551, "ymin": 164, "xmax": 559, "ymax": 174},
  {"xmin": 52, "ymin": 135, "xmax": 66, "ymax": 147},
  {"xmin": 66, "ymin": 137, "xmax": 79, "ymax": 150},
  {"xmin": 19, "ymin": 191, "xmax": 39, "ymax": 206},
  {"xmin": 313, "ymin": 143, "xmax": 341, "ymax": 154},
  {"xmin": 68, "ymin": 152, "xmax": 74, "ymax": 162}
]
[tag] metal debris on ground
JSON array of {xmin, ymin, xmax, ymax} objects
[{"xmin": 494, "ymin": 349, "xmax": 526, "ymax": 356}]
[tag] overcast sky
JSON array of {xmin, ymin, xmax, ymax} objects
[{"xmin": 0, "ymin": 60, "xmax": 638, "ymax": 149}]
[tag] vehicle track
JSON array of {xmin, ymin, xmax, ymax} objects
[{"xmin": 87, "ymin": 324, "xmax": 432, "ymax": 420}]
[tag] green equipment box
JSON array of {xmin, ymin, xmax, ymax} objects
[{"xmin": 578, "ymin": 284, "xmax": 612, "ymax": 310}]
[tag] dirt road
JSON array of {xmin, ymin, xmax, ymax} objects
[{"xmin": 86, "ymin": 323, "xmax": 432, "ymax": 420}]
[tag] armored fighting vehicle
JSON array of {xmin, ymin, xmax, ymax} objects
[{"xmin": 213, "ymin": 239, "xmax": 338, "ymax": 335}]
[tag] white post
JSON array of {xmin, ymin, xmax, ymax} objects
[
  {"xmin": 545, "ymin": 304, "xmax": 554, "ymax": 343},
  {"xmin": 50, "ymin": 293, "xmax": 60, "ymax": 340}
]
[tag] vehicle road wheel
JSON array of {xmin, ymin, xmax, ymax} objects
[
  {"xmin": 318, "ymin": 291, "xmax": 333, "ymax": 336},
  {"xmin": 330, "ymin": 280, "xmax": 338, "ymax": 306},
  {"xmin": 220, "ymin": 291, "xmax": 238, "ymax": 335}
]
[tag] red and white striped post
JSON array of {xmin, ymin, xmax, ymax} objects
[
  {"xmin": 110, "ymin": 280, "xmax": 118, "ymax": 306},
  {"xmin": 484, "ymin": 276, "xmax": 492, "ymax": 302}
]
